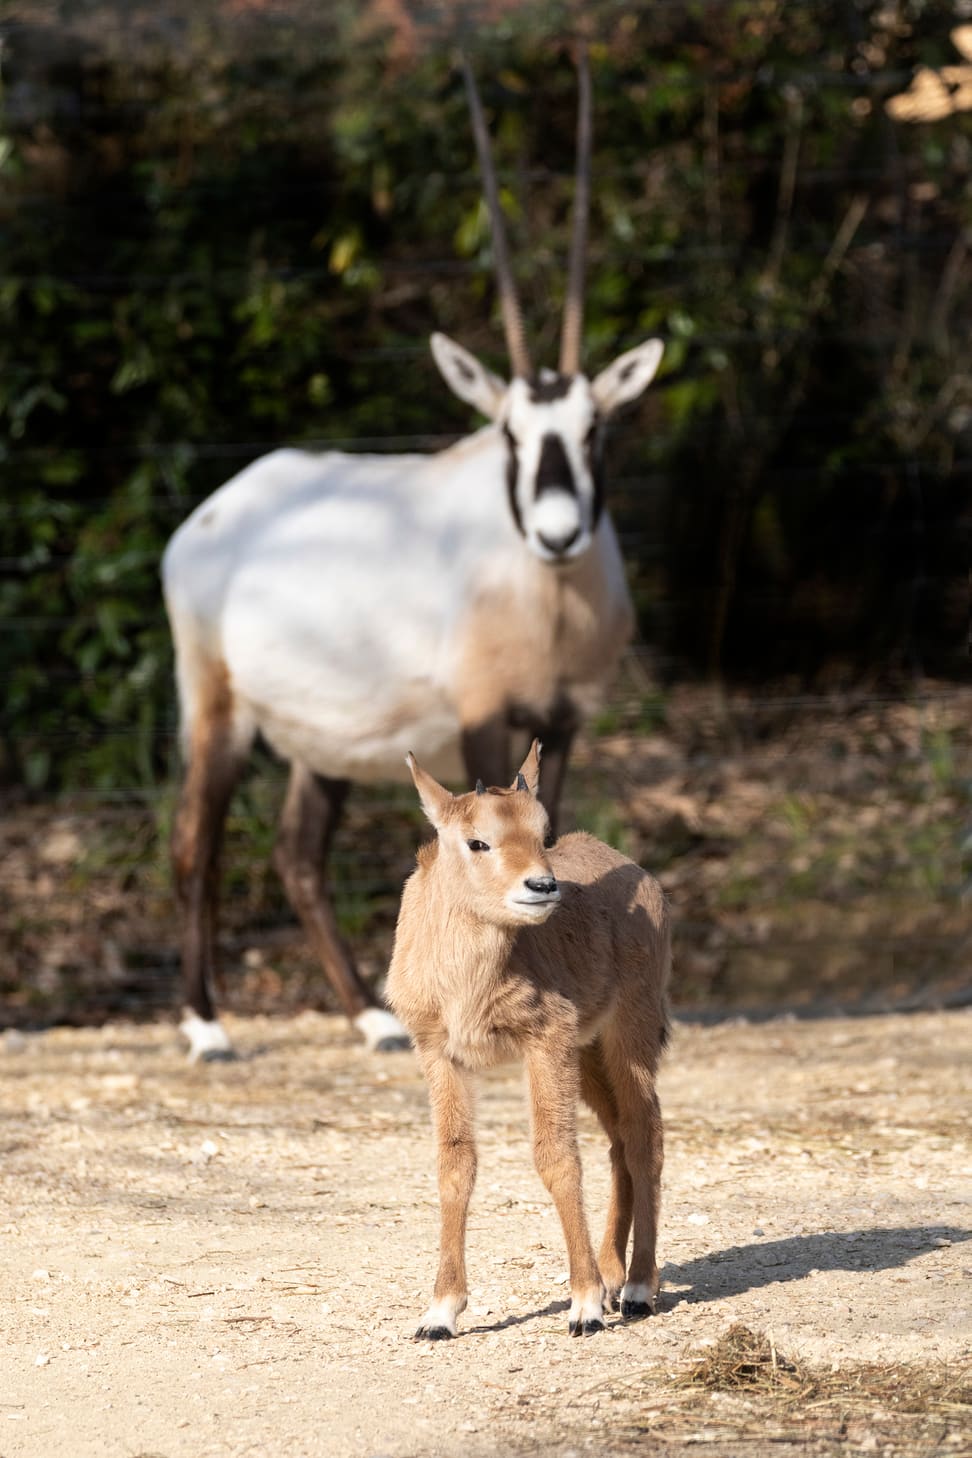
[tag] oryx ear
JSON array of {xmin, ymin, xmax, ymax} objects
[
  {"xmin": 406, "ymin": 752, "xmax": 454, "ymax": 831},
  {"xmin": 512, "ymin": 739, "xmax": 542, "ymax": 797},
  {"xmin": 431, "ymin": 332, "xmax": 508, "ymax": 420},
  {"xmin": 591, "ymin": 338, "xmax": 664, "ymax": 417}
]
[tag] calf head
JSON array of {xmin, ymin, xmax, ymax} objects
[{"xmin": 406, "ymin": 740, "xmax": 560, "ymax": 927}]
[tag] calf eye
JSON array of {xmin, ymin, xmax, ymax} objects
[{"xmin": 467, "ymin": 839, "xmax": 490, "ymax": 853}]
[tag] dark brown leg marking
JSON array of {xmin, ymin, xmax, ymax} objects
[{"xmin": 272, "ymin": 764, "xmax": 380, "ymax": 1021}]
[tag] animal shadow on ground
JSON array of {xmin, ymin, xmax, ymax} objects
[
  {"xmin": 467, "ymin": 1299, "xmax": 572, "ymax": 1337},
  {"xmin": 660, "ymin": 1225, "xmax": 972, "ymax": 1310},
  {"xmin": 457, "ymin": 1227, "xmax": 970, "ymax": 1335}
]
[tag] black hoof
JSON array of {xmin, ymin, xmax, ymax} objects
[
  {"xmin": 198, "ymin": 1048, "xmax": 238, "ymax": 1063},
  {"xmin": 374, "ymin": 1035, "xmax": 412, "ymax": 1053},
  {"xmin": 620, "ymin": 1300, "xmax": 654, "ymax": 1321},
  {"xmin": 415, "ymin": 1325, "xmax": 453, "ymax": 1341},
  {"xmin": 568, "ymin": 1318, "xmax": 605, "ymax": 1337}
]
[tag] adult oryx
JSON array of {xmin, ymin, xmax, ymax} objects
[{"xmin": 162, "ymin": 48, "xmax": 664, "ymax": 1060}]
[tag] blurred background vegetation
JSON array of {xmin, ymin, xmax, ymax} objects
[{"xmin": 0, "ymin": 0, "xmax": 969, "ymax": 1023}]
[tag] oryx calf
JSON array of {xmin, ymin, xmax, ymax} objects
[{"xmin": 386, "ymin": 742, "xmax": 670, "ymax": 1339}]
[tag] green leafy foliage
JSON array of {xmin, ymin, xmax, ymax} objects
[{"xmin": 0, "ymin": 0, "xmax": 968, "ymax": 789}]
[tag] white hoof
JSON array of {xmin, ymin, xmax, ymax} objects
[
  {"xmin": 354, "ymin": 1007, "xmax": 410, "ymax": 1052},
  {"xmin": 414, "ymin": 1294, "xmax": 464, "ymax": 1340},
  {"xmin": 568, "ymin": 1287, "xmax": 607, "ymax": 1336},
  {"xmin": 620, "ymin": 1280, "xmax": 657, "ymax": 1319},
  {"xmin": 180, "ymin": 1012, "xmax": 234, "ymax": 1063}
]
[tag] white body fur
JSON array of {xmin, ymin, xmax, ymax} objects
[{"xmin": 164, "ymin": 426, "xmax": 634, "ymax": 785}]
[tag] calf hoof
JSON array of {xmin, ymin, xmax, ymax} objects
[
  {"xmin": 620, "ymin": 1281, "xmax": 658, "ymax": 1321},
  {"xmin": 414, "ymin": 1298, "xmax": 461, "ymax": 1340},
  {"xmin": 568, "ymin": 1317, "xmax": 605, "ymax": 1337}
]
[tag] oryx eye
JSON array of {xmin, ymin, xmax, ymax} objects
[
  {"xmin": 502, "ymin": 424, "xmax": 518, "ymax": 450},
  {"xmin": 467, "ymin": 839, "xmax": 490, "ymax": 853},
  {"xmin": 584, "ymin": 423, "xmax": 598, "ymax": 448}
]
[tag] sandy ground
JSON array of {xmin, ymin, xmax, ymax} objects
[{"xmin": 0, "ymin": 1009, "xmax": 969, "ymax": 1458}]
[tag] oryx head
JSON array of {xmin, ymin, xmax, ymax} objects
[{"xmin": 431, "ymin": 46, "xmax": 664, "ymax": 565}]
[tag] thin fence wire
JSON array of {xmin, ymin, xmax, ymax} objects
[{"xmin": 3, "ymin": 666, "xmax": 969, "ymax": 804}]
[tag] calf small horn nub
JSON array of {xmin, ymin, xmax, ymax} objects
[{"xmin": 476, "ymin": 778, "xmax": 486, "ymax": 795}]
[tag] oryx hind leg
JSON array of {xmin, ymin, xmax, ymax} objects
[
  {"xmin": 272, "ymin": 763, "xmax": 408, "ymax": 1051},
  {"xmin": 172, "ymin": 660, "xmax": 254, "ymax": 1062}
]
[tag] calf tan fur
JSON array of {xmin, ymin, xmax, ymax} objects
[{"xmin": 386, "ymin": 742, "xmax": 670, "ymax": 1339}]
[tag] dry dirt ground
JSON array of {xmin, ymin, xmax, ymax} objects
[{"xmin": 1, "ymin": 1009, "xmax": 969, "ymax": 1458}]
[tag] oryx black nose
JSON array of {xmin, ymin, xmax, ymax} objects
[
  {"xmin": 524, "ymin": 876, "xmax": 558, "ymax": 896},
  {"xmin": 538, "ymin": 526, "xmax": 580, "ymax": 555}
]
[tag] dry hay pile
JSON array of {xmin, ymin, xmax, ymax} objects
[{"xmin": 602, "ymin": 1324, "xmax": 972, "ymax": 1456}]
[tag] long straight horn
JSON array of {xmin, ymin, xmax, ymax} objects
[
  {"xmin": 559, "ymin": 41, "xmax": 592, "ymax": 377},
  {"xmin": 460, "ymin": 52, "xmax": 533, "ymax": 380}
]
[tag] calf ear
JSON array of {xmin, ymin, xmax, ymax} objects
[
  {"xmin": 512, "ymin": 739, "xmax": 542, "ymax": 797},
  {"xmin": 406, "ymin": 752, "xmax": 454, "ymax": 830},
  {"xmin": 431, "ymin": 332, "xmax": 507, "ymax": 420},
  {"xmin": 591, "ymin": 338, "xmax": 664, "ymax": 416}
]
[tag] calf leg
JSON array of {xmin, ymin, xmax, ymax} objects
[
  {"xmin": 526, "ymin": 1035, "xmax": 605, "ymax": 1336},
  {"xmin": 273, "ymin": 763, "xmax": 407, "ymax": 1050},
  {"xmin": 172, "ymin": 682, "xmax": 252, "ymax": 1062},
  {"xmin": 603, "ymin": 1033, "xmax": 664, "ymax": 1319},
  {"xmin": 580, "ymin": 1041, "xmax": 633, "ymax": 1310},
  {"xmin": 414, "ymin": 1047, "xmax": 477, "ymax": 1340}
]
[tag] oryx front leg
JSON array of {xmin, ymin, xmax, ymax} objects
[
  {"xmin": 415, "ymin": 1049, "xmax": 477, "ymax": 1341},
  {"xmin": 526, "ymin": 1036, "xmax": 605, "ymax": 1336},
  {"xmin": 172, "ymin": 664, "xmax": 252, "ymax": 1062}
]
